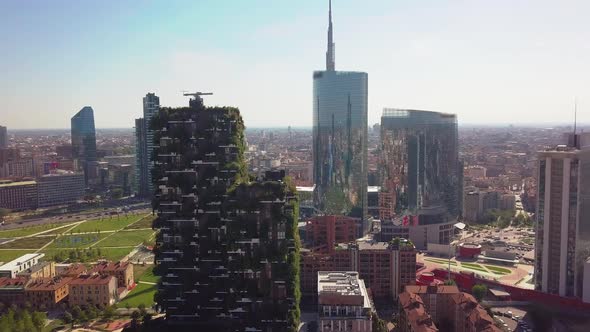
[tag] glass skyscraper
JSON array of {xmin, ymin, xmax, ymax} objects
[
  {"xmin": 313, "ymin": 1, "xmax": 368, "ymax": 227},
  {"xmin": 71, "ymin": 106, "xmax": 97, "ymax": 184},
  {"xmin": 379, "ymin": 109, "xmax": 461, "ymax": 218},
  {"xmin": 135, "ymin": 93, "xmax": 160, "ymax": 197}
]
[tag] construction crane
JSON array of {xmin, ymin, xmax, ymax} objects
[{"xmin": 182, "ymin": 91, "xmax": 213, "ymax": 107}]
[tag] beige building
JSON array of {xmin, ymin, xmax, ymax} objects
[
  {"xmin": 90, "ymin": 261, "xmax": 134, "ymax": 288},
  {"xmin": 25, "ymin": 277, "xmax": 71, "ymax": 309},
  {"xmin": 18, "ymin": 261, "xmax": 56, "ymax": 279},
  {"xmin": 317, "ymin": 272, "xmax": 372, "ymax": 332},
  {"xmin": 69, "ymin": 274, "xmax": 117, "ymax": 307}
]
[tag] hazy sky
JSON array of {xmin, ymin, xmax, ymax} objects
[{"xmin": 2, "ymin": 0, "xmax": 589, "ymax": 129}]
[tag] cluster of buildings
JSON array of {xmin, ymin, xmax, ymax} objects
[
  {"xmin": 463, "ymin": 190, "xmax": 516, "ymax": 222},
  {"xmin": 0, "ymin": 253, "xmax": 133, "ymax": 308},
  {"xmin": 398, "ymin": 285, "xmax": 500, "ymax": 332}
]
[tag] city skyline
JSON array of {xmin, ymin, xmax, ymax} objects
[{"xmin": 2, "ymin": 0, "xmax": 590, "ymax": 129}]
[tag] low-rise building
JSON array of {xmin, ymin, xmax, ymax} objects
[
  {"xmin": 0, "ymin": 253, "xmax": 44, "ymax": 278},
  {"xmin": 0, "ymin": 180, "xmax": 37, "ymax": 210},
  {"xmin": 57, "ymin": 263, "xmax": 87, "ymax": 277},
  {"xmin": 398, "ymin": 291, "xmax": 438, "ymax": 332},
  {"xmin": 317, "ymin": 271, "xmax": 372, "ymax": 332},
  {"xmin": 90, "ymin": 261, "xmax": 134, "ymax": 288},
  {"xmin": 0, "ymin": 277, "xmax": 27, "ymax": 306},
  {"xmin": 25, "ymin": 277, "xmax": 71, "ymax": 309},
  {"xmin": 69, "ymin": 274, "xmax": 117, "ymax": 307},
  {"xmin": 37, "ymin": 172, "xmax": 85, "ymax": 207},
  {"xmin": 17, "ymin": 261, "xmax": 56, "ymax": 279}
]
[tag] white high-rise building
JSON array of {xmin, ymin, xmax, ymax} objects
[{"xmin": 535, "ymin": 133, "xmax": 590, "ymax": 299}]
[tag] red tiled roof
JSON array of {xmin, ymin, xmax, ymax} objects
[
  {"xmin": 25, "ymin": 277, "xmax": 72, "ymax": 291},
  {"xmin": 90, "ymin": 261, "xmax": 130, "ymax": 273},
  {"xmin": 0, "ymin": 277, "xmax": 28, "ymax": 289},
  {"xmin": 70, "ymin": 274, "xmax": 115, "ymax": 285}
]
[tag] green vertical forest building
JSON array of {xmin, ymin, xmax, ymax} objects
[{"xmin": 151, "ymin": 95, "xmax": 300, "ymax": 331}]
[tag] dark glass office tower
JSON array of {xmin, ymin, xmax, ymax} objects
[
  {"xmin": 135, "ymin": 93, "xmax": 160, "ymax": 197},
  {"xmin": 312, "ymin": 0, "xmax": 368, "ymax": 227},
  {"xmin": 71, "ymin": 106, "xmax": 97, "ymax": 184},
  {"xmin": 380, "ymin": 109, "xmax": 461, "ymax": 218},
  {"xmin": 152, "ymin": 95, "xmax": 300, "ymax": 331}
]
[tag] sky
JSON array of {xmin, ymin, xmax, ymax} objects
[{"xmin": 1, "ymin": 0, "xmax": 589, "ymax": 129}]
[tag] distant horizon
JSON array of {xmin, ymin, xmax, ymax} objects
[{"xmin": 5, "ymin": 122, "xmax": 587, "ymax": 132}]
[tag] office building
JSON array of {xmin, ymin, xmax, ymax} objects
[
  {"xmin": 71, "ymin": 106, "xmax": 97, "ymax": 184},
  {"xmin": 68, "ymin": 274, "xmax": 117, "ymax": 307},
  {"xmin": 317, "ymin": 271, "xmax": 372, "ymax": 332},
  {"xmin": 0, "ymin": 126, "xmax": 6, "ymax": 149},
  {"xmin": 313, "ymin": 1, "xmax": 368, "ymax": 230},
  {"xmin": 152, "ymin": 95, "xmax": 300, "ymax": 330},
  {"xmin": 380, "ymin": 109, "xmax": 461, "ymax": 219},
  {"xmin": 534, "ymin": 133, "xmax": 590, "ymax": 298},
  {"xmin": 0, "ymin": 180, "xmax": 37, "ymax": 210},
  {"xmin": 307, "ymin": 215, "xmax": 359, "ymax": 250},
  {"xmin": 37, "ymin": 172, "xmax": 85, "ymax": 207},
  {"xmin": 0, "ymin": 254, "xmax": 45, "ymax": 278},
  {"xmin": 135, "ymin": 93, "xmax": 160, "ymax": 197}
]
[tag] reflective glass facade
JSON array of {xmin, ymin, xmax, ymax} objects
[
  {"xmin": 71, "ymin": 106, "xmax": 97, "ymax": 184},
  {"xmin": 312, "ymin": 70, "xmax": 368, "ymax": 223},
  {"xmin": 379, "ymin": 109, "xmax": 461, "ymax": 218}
]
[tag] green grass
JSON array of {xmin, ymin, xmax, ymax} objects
[
  {"xmin": 0, "ymin": 236, "xmax": 54, "ymax": 249},
  {"xmin": 484, "ymin": 265, "xmax": 512, "ymax": 275},
  {"xmin": 461, "ymin": 262, "xmax": 488, "ymax": 273},
  {"xmin": 0, "ymin": 250, "xmax": 35, "ymax": 263},
  {"xmin": 0, "ymin": 223, "xmax": 68, "ymax": 238},
  {"xmin": 124, "ymin": 214, "xmax": 156, "ymax": 230},
  {"xmin": 97, "ymin": 230, "xmax": 155, "ymax": 247},
  {"xmin": 41, "ymin": 247, "xmax": 135, "ymax": 263},
  {"xmin": 425, "ymin": 258, "xmax": 457, "ymax": 266},
  {"xmin": 70, "ymin": 214, "xmax": 144, "ymax": 233},
  {"xmin": 48, "ymin": 233, "xmax": 108, "ymax": 249},
  {"xmin": 118, "ymin": 283, "xmax": 156, "ymax": 308},
  {"xmin": 137, "ymin": 265, "xmax": 159, "ymax": 283},
  {"xmin": 41, "ymin": 223, "xmax": 77, "ymax": 235}
]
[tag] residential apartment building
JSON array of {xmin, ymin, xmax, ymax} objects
[
  {"xmin": 535, "ymin": 133, "xmax": 590, "ymax": 298},
  {"xmin": 17, "ymin": 261, "xmax": 56, "ymax": 279},
  {"xmin": 90, "ymin": 261, "xmax": 134, "ymax": 288},
  {"xmin": 398, "ymin": 285, "xmax": 500, "ymax": 332},
  {"xmin": 152, "ymin": 95, "xmax": 300, "ymax": 330},
  {"xmin": 317, "ymin": 271, "xmax": 372, "ymax": 332},
  {"xmin": 307, "ymin": 215, "xmax": 360, "ymax": 251},
  {"xmin": 68, "ymin": 274, "xmax": 117, "ymax": 307},
  {"xmin": 0, "ymin": 277, "xmax": 27, "ymax": 306},
  {"xmin": 301, "ymin": 238, "xmax": 416, "ymax": 300},
  {"xmin": 135, "ymin": 93, "xmax": 160, "ymax": 197},
  {"xmin": 25, "ymin": 277, "xmax": 71, "ymax": 309}
]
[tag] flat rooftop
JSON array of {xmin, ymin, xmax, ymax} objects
[
  {"xmin": 318, "ymin": 271, "xmax": 371, "ymax": 309},
  {"xmin": 0, "ymin": 181, "xmax": 37, "ymax": 188},
  {"xmin": 0, "ymin": 253, "xmax": 44, "ymax": 271}
]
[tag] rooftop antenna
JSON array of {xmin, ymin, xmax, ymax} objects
[{"xmin": 183, "ymin": 91, "xmax": 213, "ymax": 108}]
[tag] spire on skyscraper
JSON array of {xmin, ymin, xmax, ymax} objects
[{"xmin": 326, "ymin": 0, "xmax": 335, "ymax": 71}]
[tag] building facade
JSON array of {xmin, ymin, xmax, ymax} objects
[
  {"xmin": 25, "ymin": 277, "xmax": 71, "ymax": 309},
  {"xmin": 91, "ymin": 261, "xmax": 134, "ymax": 288},
  {"xmin": 534, "ymin": 135, "xmax": 590, "ymax": 298},
  {"xmin": 135, "ymin": 93, "xmax": 160, "ymax": 197},
  {"xmin": 152, "ymin": 96, "xmax": 300, "ymax": 330},
  {"xmin": 37, "ymin": 172, "xmax": 85, "ymax": 207},
  {"xmin": 71, "ymin": 106, "xmax": 97, "ymax": 185},
  {"xmin": 307, "ymin": 215, "xmax": 360, "ymax": 250},
  {"xmin": 312, "ymin": 1, "xmax": 368, "ymax": 229},
  {"xmin": 0, "ymin": 254, "xmax": 45, "ymax": 278},
  {"xmin": 68, "ymin": 274, "xmax": 118, "ymax": 307},
  {"xmin": 380, "ymin": 109, "xmax": 462, "ymax": 219},
  {"xmin": 0, "ymin": 180, "xmax": 37, "ymax": 210},
  {"xmin": 317, "ymin": 271, "xmax": 372, "ymax": 332},
  {"xmin": 0, "ymin": 126, "xmax": 7, "ymax": 149}
]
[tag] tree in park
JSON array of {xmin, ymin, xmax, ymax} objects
[
  {"xmin": 138, "ymin": 303, "xmax": 147, "ymax": 317},
  {"xmin": 62, "ymin": 311, "xmax": 74, "ymax": 328},
  {"xmin": 0, "ymin": 208, "xmax": 10, "ymax": 224},
  {"xmin": 130, "ymin": 310, "xmax": 141, "ymax": 331},
  {"xmin": 472, "ymin": 284, "xmax": 488, "ymax": 302},
  {"xmin": 32, "ymin": 311, "xmax": 47, "ymax": 332},
  {"xmin": 103, "ymin": 306, "xmax": 116, "ymax": 321}
]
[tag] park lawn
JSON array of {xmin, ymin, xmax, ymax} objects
[
  {"xmin": 425, "ymin": 258, "xmax": 457, "ymax": 266},
  {"xmin": 118, "ymin": 283, "xmax": 156, "ymax": 308},
  {"xmin": 136, "ymin": 265, "xmax": 159, "ymax": 283},
  {"xmin": 0, "ymin": 223, "xmax": 67, "ymax": 238},
  {"xmin": 97, "ymin": 230, "xmax": 155, "ymax": 247},
  {"xmin": 0, "ymin": 250, "xmax": 35, "ymax": 263},
  {"xmin": 41, "ymin": 223, "xmax": 77, "ymax": 235},
  {"xmin": 124, "ymin": 214, "xmax": 156, "ymax": 230},
  {"xmin": 0, "ymin": 236, "xmax": 54, "ymax": 249},
  {"xmin": 461, "ymin": 263, "xmax": 488, "ymax": 273},
  {"xmin": 484, "ymin": 265, "xmax": 512, "ymax": 275},
  {"xmin": 47, "ymin": 233, "xmax": 108, "ymax": 249},
  {"xmin": 41, "ymin": 247, "xmax": 134, "ymax": 263},
  {"xmin": 70, "ymin": 214, "xmax": 144, "ymax": 233}
]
